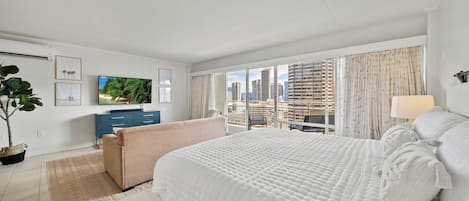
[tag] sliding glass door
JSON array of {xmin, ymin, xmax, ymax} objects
[
  {"xmin": 203, "ymin": 45, "xmax": 424, "ymax": 137},
  {"xmin": 277, "ymin": 60, "xmax": 336, "ymax": 134},
  {"xmin": 247, "ymin": 67, "xmax": 275, "ymax": 130},
  {"xmin": 226, "ymin": 70, "xmax": 247, "ymax": 133},
  {"xmin": 222, "ymin": 59, "xmax": 336, "ymax": 134}
]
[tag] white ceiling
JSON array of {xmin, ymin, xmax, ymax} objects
[{"xmin": 0, "ymin": 0, "xmax": 438, "ymax": 63}]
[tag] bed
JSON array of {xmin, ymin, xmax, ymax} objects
[
  {"xmin": 153, "ymin": 84, "xmax": 469, "ymax": 201},
  {"xmin": 152, "ymin": 129, "xmax": 383, "ymax": 201}
]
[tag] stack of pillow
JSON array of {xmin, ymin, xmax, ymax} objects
[{"xmin": 379, "ymin": 106, "xmax": 467, "ymax": 201}]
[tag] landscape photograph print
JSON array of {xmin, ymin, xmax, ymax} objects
[{"xmin": 98, "ymin": 76, "xmax": 152, "ymax": 105}]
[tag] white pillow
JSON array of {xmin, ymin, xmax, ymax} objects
[
  {"xmin": 413, "ymin": 106, "xmax": 467, "ymax": 140},
  {"xmin": 380, "ymin": 141, "xmax": 452, "ymax": 201},
  {"xmin": 381, "ymin": 124, "xmax": 418, "ymax": 157},
  {"xmin": 437, "ymin": 121, "xmax": 469, "ymax": 201}
]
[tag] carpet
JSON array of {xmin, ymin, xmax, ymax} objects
[{"xmin": 47, "ymin": 151, "xmax": 156, "ymax": 201}]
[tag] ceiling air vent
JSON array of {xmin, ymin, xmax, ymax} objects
[{"xmin": 0, "ymin": 39, "xmax": 52, "ymax": 61}]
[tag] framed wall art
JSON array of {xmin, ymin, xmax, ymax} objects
[
  {"xmin": 159, "ymin": 68, "xmax": 172, "ymax": 85},
  {"xmin": 55, "ymin": 83, "xmax": 81, "ymax": 106},
  {"xmin": 55, "ymin": 55, "xmax": 82, "ymax": 81},
  {"xmin": 159, "ymin": 87, "xmax": 172, "ymax": 103},
  {"xmin": 158, "ymin": 68, "xmax": 172, "ymax": 103}
]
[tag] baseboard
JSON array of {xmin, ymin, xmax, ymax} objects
[{"xmin": 26, "ymin": 142, "xmax": 96, "ymax": 157}]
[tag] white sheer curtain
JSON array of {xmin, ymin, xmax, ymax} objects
[
  {"xmin": 335, "ymin": 46, "xmax": 425, "ymax": 139},
  {"xmin": 190, "ymin": 74, "xmax": 215, "ymax": 119}
]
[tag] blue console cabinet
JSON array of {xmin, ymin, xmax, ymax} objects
[{"xmin": 95, "ymin": 110, "xmax": 160, "ymax": 144}]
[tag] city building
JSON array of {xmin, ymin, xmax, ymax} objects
[
  {"xmin": 252, "ymin": 79, "xmax": 261, "ymax": 101},
  {"xmin": 261, "ymin": 69, "xmax": 271, "ymax": 101},
  {"xmin": 287, "ymin": 60, "xmax": 335, "ymax": 122},
  {"xmin": 231, "ymin": 82, "xmax": 241, "ymax": 101}
]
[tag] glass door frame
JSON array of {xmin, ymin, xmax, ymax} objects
[{"xmin": 224, "ymin": 61, "xmax": 336, "ymax": 134}]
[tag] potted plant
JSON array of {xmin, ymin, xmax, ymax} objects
[{"xmin": 0, "ymin": 64, "xmax": 43, "ymax": 165}]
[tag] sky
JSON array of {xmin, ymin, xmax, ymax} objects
[
  {"xmin": 98, "ymin": 75, "xmax": 153, "ymax": 89},
  {"xmin": 226, "ymin": 65, "xmax": 289, "ymax": 93},
  {"xmin": 98, "ymin": 76, "xmax": 110, "ymax": 88}
]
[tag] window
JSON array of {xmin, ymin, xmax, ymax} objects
[
  {"xmin": 247, "ymin": 67, "xmax": 275, "ymax": 129},
  {"xmin": 277, "ymin": 59, "xmax": 335, "ymax": 134},
  {"xmin": 221, "ymin": 59, "xmax": 336, "ymax": 134},
  {"xmin": 226, "ymin": 70, "xmax": 247, "ymax": 133},
  {"xmin": 159, "ymin": 69, "xmax": 172, "ymax": 103},
  {"xmin": 208, "ymin": 45, "xmax": 424, "ymax": 136}
]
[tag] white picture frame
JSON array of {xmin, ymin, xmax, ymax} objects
[
  {"xmin": 159, "ymin": 87, "xmax": 172, "ymax": 104},
  {"xmin": 55, "ymin": 55, "xmax": 82, "ymax": 81},
  {"xmin": 158, "ymin": 68, "xmax": 172, "ymax": 104},
  {"xmin": 55, "ymin": 83, "xmax": 81, "ymax": 106},
  {"xmin": 159, "ymin": 69, "xmax": 172, "ymax": 85}
]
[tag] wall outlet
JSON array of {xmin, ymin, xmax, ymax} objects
[{"xmin": 37, "ymin": 129, "xmax": 46, "ymax": 137}]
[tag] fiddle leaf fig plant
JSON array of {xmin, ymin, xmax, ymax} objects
[{"xmin": 0, "ymin": 64, "xmax": 43, "ymax": 149}]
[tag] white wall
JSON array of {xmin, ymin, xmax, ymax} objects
[
  {"xmin": 426, "ymin": 0, "xmax": 469, "ymax": 107},
  {"xmin": 0, "ymin": 42, "xmax": 190, "ymax": 156},
  {"xmin": 193, "ymin": 14, "xmax": 427, "ymax": 72}
]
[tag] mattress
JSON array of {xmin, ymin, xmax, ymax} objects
[{"xmin": 153, "ymin": 128, "xmax": 384, "ymax": 201}]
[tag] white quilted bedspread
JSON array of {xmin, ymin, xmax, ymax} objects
[{"xmin": 153, "ymin": 128, "xmax": 383, "ymax": 201}]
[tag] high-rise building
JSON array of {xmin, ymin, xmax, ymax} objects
[
  {"xmin": 287, "ymin": 60, "xmax": 335, "ymax": 122},
  {"xmin": 270, "ymin": 83, "xmax": 283, "ymax": 100},
  {"xmin": 278, "ymin": 83, "xmax": 283, "ymax": 100},
  {"xmin": 284, "ymin": 81, "xmax": 288, "ymax": 102},
  {"xmin": 270, "ymin": 83, "xmax": 275, "ymax": 98},
  {"xmin": 261, "ymin": 69, "xmax": 271, "ymax": 101},
  {"xmin": 231, "ymin": 82, "xmax": 241, "ymax": 101},
  {"xmin": 252, "ymin": 79, "xmax": 261, "ymax": 101}
]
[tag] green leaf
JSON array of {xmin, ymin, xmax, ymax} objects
[
  {"xmin": 0, "ymin": 65, "xmax": 19, "ymax": 76},
  {"xmin": 6, "ymin": 78, "xmax": 22, "ymax": 89},
  {"xmin": 0, "ymin": 88, "xmax": 10, "ymax": 96},
  {"xmin": 20, "ymin": 81, "xmax": 31, "ymax": 89},
  {"xmin": 29, "ymin": 97, "xmax": 43, "ymax": 106},
  {"xmin": 19, "ymin": 103, "xmax": 35, "ymax": 111}
]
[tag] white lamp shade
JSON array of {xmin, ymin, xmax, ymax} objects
[{"xmin": 391, "ymin": 96, "xmax": 435, "ymax": 119}]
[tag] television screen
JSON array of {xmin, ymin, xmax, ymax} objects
[{"xmin": 98, "ymin": 75, "xmax": 152, "ymax": 105}]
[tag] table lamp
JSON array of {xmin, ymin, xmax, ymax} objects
[{"xmin": 391, "ymin": 95, "xmax": 435, "ymax": 123}]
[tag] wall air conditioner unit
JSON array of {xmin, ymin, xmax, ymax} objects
[{"xmin": 0, "ymin": 39, "xmax": 52, "ymax": 61}]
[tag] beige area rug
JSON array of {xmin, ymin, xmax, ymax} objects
[{"xmin": 47, "ymin": 151, "xmax": 157, "ymax": 201}]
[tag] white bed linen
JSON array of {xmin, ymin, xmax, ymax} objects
[{"xmin": 153, "ymin": 128, "xmax": 383, "ymax": 201}]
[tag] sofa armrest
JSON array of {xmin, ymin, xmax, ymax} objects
[{"xmin": 103, "ymin": 134, "xmax": 124, "ymax": 189}]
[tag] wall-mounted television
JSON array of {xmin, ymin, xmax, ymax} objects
[{"xmin": 98, "ymin": 75, "xmax": 152, "ymax": 105}]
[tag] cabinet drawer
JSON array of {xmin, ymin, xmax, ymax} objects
[
  {"xmin": 142, "ymin": 120, "xmax": 155, "ymax": 124},
  {"xmin": 96, "ymin": 123, "xmax": 127, "ymax": 133},
  {"xmin": 109, "ymin": 115, "xmax": 126, "ymax": 120},
  {"xmin": 110, "ymin": 123, "xmax": 127, "ymax": 127},
  {"xmin": 142, "ymin": 113, "xmax": 154, "ymax": 117},
  {"xmin": 97, "ymin": 115, "xmax": 127, "ymax": 122}
]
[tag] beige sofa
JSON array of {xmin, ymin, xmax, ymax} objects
[{"xmin": 103, "ymin": 117, "xmax": 226, "ymax": 190}]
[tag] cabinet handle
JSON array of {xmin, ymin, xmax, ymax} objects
[
  {"xmin": 112, "ymin": 123, "xmax": 125, "ymax": 127},
  {"xmin": 143, "ymin": 120, "xmax": 154, "ymax": 124},
  {"xmin": 111, "ymin": 116, "xmax": 125, "ymax": 120},
  {"xmin": 143, "ymin": 114, "xmax": 154, "ymax": 117}
]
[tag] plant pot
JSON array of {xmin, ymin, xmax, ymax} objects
[{"xmin": 0, "ymin": 144, "xmax": 27, "ymax": 165}]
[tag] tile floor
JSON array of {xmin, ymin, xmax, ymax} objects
[{"xmin": 0, "ymin": 147, "xmax": 100, "ymax": 201}]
